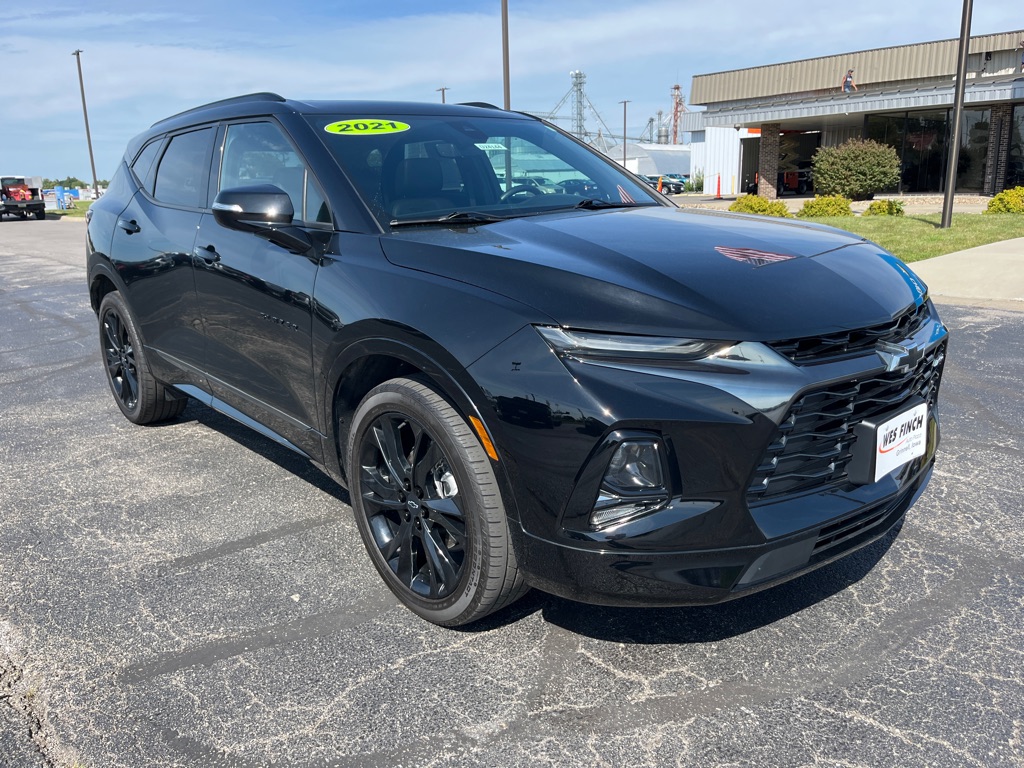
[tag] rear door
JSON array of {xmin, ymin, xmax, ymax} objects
[{"xmin": 109, "ymin": 127, "xmax": 215, "ymax": 389}]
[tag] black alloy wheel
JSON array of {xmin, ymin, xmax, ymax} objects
[
  {"xmin": 361, "ymin": 412, "xmax": 466, "ymax": 600},
  {"xmin": 102, "ymin": 304, "xmax": 139, "ymax": 411},
  {"xmin": 348, "ymin": 377, "xmax": 528, "ymax": 626},
  {"xmin": 98, "ymin": 291, "xmax": 187, "ymax": 424}
]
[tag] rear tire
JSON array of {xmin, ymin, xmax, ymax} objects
[
  {"xmin": 347, "ymin": 377, "xmax": 528, "ymax": 626},
  {"xmin": 35, "ymin": 209, "xmax": 45, "ymax": 220},
  {"xmin": 98, "ymin": 291, "xmax": 187, "ymax": 424}
]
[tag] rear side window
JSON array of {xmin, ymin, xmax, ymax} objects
[
  {"xmin": 154, "ymin": 128, "xmax": 215, "ymax": 208},
  {"xmin": 130, "ymin": 140, "xmax": 162, "ymax": 193}
]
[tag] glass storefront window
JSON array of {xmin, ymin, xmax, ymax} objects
[
  {"xmin": 1009, "ymin": 106, "xmax": 1024, "ymax": 188},
  {"xmin": 864, "ymin": 115, "xmax": 904, "ymax": 193},
  {"xmin": 902, "ymin": 111, "xmax": 948, "ymax": 193},
  {"xmin": 866, "ymin": 108, "xmax": 993, "ymax": 193},
  {"xmin": 955, "ymin": 109, "xmax": 990, "ymax": 192}
]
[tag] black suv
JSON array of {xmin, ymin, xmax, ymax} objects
[{"xmin": 87, "ymin": 93, "xmax": 947, "ymax": 626}]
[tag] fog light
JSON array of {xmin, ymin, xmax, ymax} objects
[
  {"xmin": 590, "ymin": 439, "xmax": 667, "ymax": 527},
  {"xmin": 591, "ymin": 495, "xmax": 667, "ymax": 527},
  {"xmin": 604, "ymin": 440, "xmax": 663, "ymax": 490}
]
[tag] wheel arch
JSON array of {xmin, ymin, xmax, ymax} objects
[
  {"xmin": 322, "ymin": 333, "xmax": 519, "ymax": 522},
  {"xmin": 88, "ymin": 261, "xmax": 126, "ymax": 315}
]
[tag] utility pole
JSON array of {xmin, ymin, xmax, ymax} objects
[
  {"xmin": 436, "ymin": 86, "xmax": 449, "ymax": 104},
  {"xmin": 941, "ymin": 0, "xmax": 972, "ymax": 229},
  {"xmin": 501, "ymin": 0, "xmax": 511, "ymax": 110},
  {"xmin": 71, "ymin": 49, "xmax": 100, "ymax": 200},
  {"xmin": 619, "ymin": 100, "xmax": 630, "ymax": 168}
]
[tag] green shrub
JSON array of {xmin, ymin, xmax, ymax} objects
[
  {"xmin": 811, "ymin": 139, "xmax": 900, "ymax": 201},
  {"xmin": 728, "ymin": 194, "xmax": 791, "ymax": 218},
  {"xmin": 862, "ymin": 199, "xmax": 905, "ymax": 217},
  {"xmin": 796, "ymin": 195, "xmax": 853, "ymax": 218},
  {"xmin": 985, "ymin": 186, "xmax": 1024, "ymax": 214},
  {"xmin": 685, "ymin": 170, "xmax": 704, "ymax": 193}
]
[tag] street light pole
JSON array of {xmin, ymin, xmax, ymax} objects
[
  {"xmin": 940, "ymin": 0, "xmax": 972, "ymax": 229},
  {"xmin": 501, "ymin": 0, "xmax": 511, "ymax": 110},
  {"xmin": 620, "ymin": 100, "xmax": 630, "ymax": 168},
  {"xmin": 71, "ymin": 49, "xmax": 100, "ymax": 200}
]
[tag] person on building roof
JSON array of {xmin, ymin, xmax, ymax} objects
[{"xmin": 841, "ymin": 69, "xmax": 857, "ymax": 92}]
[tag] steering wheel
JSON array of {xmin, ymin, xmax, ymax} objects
[{"xmin": 500, "ymin": 185, "xmax": 542, "ymax": 203}]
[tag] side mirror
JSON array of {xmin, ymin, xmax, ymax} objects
[
  {"xmin": 213, "ymin": 184, "xmax": 294, "ymax": 230},
  {"xmin": 212, "ymin": 184, "xmax": 311, "ymax": 254}
]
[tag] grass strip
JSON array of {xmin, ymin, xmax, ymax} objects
[{"xmin": 801, "ymin": 213, "xmax": 1024, "ymax": 262}]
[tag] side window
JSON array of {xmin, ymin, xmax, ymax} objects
[
  {"xmin": 220, "ymin": 121, "xmax": 329, "ymax": 224},
  {"xmin": 153, "ymin": 128, "xmax": 214, "ymax": 208},
  {"xmin": 130, "ymin": 140, "xmax": 162, "ymax": 193}
]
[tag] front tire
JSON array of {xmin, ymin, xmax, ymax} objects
[
  {"xmin": 347, "ymin": 377, "xmax": 528, "ymax": 626},
  {"xmin": 98, "ymin": 291, "xmax": 187, "ymax": 424}
]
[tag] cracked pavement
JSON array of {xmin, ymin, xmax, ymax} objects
[{"xmin": 1, "ymin": 219, "xmax": 1021, "ymax": 767}]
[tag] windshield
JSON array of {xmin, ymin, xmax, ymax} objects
[{"xmin": 306, "ymin": 111, "xmax": 663, "ymax": 227}]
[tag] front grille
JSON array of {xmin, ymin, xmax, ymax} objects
[
  {"xmin": 747, "ymin": 339, "xmax": 945, "ymax": 504},
  {"xmin": 813, "ymin": 504, "xmax": 890, "ymax": 554},
  {"xmin": 768, "ymin": 302, "xmax": 931, "ymax": 364}
]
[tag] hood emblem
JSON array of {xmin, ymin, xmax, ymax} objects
[
  {"xmin": 876, "ymin": 340, "xmax": 923, "ymax": 373},
  {"xmin": 714, "ymin": 245, "xmax": 796, "ymax": 267}
]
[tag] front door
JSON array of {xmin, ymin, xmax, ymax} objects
[{"xmin": 193, "ymin": 121, "xmax": 331, "ymax": 459}]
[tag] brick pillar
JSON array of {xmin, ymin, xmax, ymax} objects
[
  {"xmin": 757, "ymin": 123, "xmax": 781, "ymax": 200},
  {"xmin": 984, "ymin": 104, "xmax": 1013, "ymax": 195}
]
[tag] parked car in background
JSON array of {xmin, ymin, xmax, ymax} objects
[
  {"xmin": 87, "ymin": 93, "xmax": 947, "ymax": 627},
  {"xmin": 557, "ymin": 177, "xmax": 600, "ymax": 196},
  {"xmin": 508, "ymin": 176, "xmax": 561, "ymax": 195},
  {"xmin": 641, "ymin": 175, "xmax": 684, "ymax": 194}
]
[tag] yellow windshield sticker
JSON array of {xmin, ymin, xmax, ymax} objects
[{"xmin": 324, "ymin": 120, "xmax": 410, "ymax": 135}]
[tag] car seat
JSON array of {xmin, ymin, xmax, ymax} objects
[{"xmin": 388, "ymin": 157, "xmax": 452, "ymax": 219}]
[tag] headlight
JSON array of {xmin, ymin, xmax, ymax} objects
[{"xmin": 536, "ymin": 326, "xmax": 733, "ymax": 362}]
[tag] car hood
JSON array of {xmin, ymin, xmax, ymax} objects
[{"xmin": 380, "ymin": 207, "xmax": 927, "ymax": 340}]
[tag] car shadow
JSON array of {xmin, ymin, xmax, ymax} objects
[
  {"xmin": 155, "ymin": 399, "xmax": 899, "ymax": 644},
  {"xmin": 167, "ymin": 399, "xmax": 350, "ymax": 504},
  {"xmin": 471, "ymin": 524, "xmax": 901, "ymax": 642}
]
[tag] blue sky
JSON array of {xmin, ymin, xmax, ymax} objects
[{"xmin": 4, "ymin": 1, "xmax": 1019, "ymax": 181}]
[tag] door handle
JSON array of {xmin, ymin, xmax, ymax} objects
[
  {"xmin": 193, "ymin": 244, "xmax": 220, "ymax": 264},
  {"xmin": 117, "ymin": 218, "xmax": 141, "ymax": 234}
]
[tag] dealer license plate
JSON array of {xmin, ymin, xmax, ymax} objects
[{"xmin": 871, "ymin": 402, "xmax": 929, "ymax": 482}]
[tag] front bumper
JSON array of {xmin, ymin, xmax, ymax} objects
[
  {"xmin": 513, "ymin": 462, "xmax": 932, "ymax": 606},
  {"xmin": 469, "ymin": 303, "xmax": 947, "ymax": 607}
]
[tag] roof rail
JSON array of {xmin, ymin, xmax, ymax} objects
[
  {"xmin": 458, "ymin": 102, "xmax": 503, "ymax": 110},
  {"xmin": 152, "ymin": 92, "xmax": 286, "ymax": 127}
]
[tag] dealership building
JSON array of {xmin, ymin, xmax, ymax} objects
[{"xmin": 683, "ymin": 30, "xmax": 1024, "ymax": 198}]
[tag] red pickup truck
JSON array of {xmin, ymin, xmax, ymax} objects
[{"xmin": 1, "ymin": 176, "xmax": 46, "ymax": 220}]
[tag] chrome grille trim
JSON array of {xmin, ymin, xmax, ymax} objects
[
  {"xmin": 747, "ymin": 338, "xmax": 946, "ymax": 504},
  {"xmin": 768, "ymin": 302, "xmax": 931, "ymax": 364}
]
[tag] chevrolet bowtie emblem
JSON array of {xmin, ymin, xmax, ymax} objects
[{"xmin": 876, "ymin": 340, "xmax": 921, "ymax": 373}]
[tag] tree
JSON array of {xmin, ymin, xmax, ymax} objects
[
  {"xmin": 811, "ymin": 139, "xmax": 900, "ymax": 201},
  {"xmin": 43, "ymin": 176, "xmax": 88, "ymax": 189}
]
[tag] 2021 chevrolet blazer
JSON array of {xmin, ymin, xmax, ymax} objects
[{"xmin": 87, "ymin": 93, "xmax": 946, "ymax": 626}]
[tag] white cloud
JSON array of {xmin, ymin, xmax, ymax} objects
[{"xmin": 3, "ymin": 0, "xmax": 1019, "ymax": 178}]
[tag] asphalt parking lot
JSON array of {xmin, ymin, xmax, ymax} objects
[{"xmin": 2, "ymin": 218, "xmax": 1022, "ymax": 767}]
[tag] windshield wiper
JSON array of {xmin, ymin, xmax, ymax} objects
[
  {"xmin": 390, "ymin": 210, "xmax": 509, "ymax": 228},
  {"xmin": 571, "ymin": 198, "xmax": 654, "ymax": 210}
]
